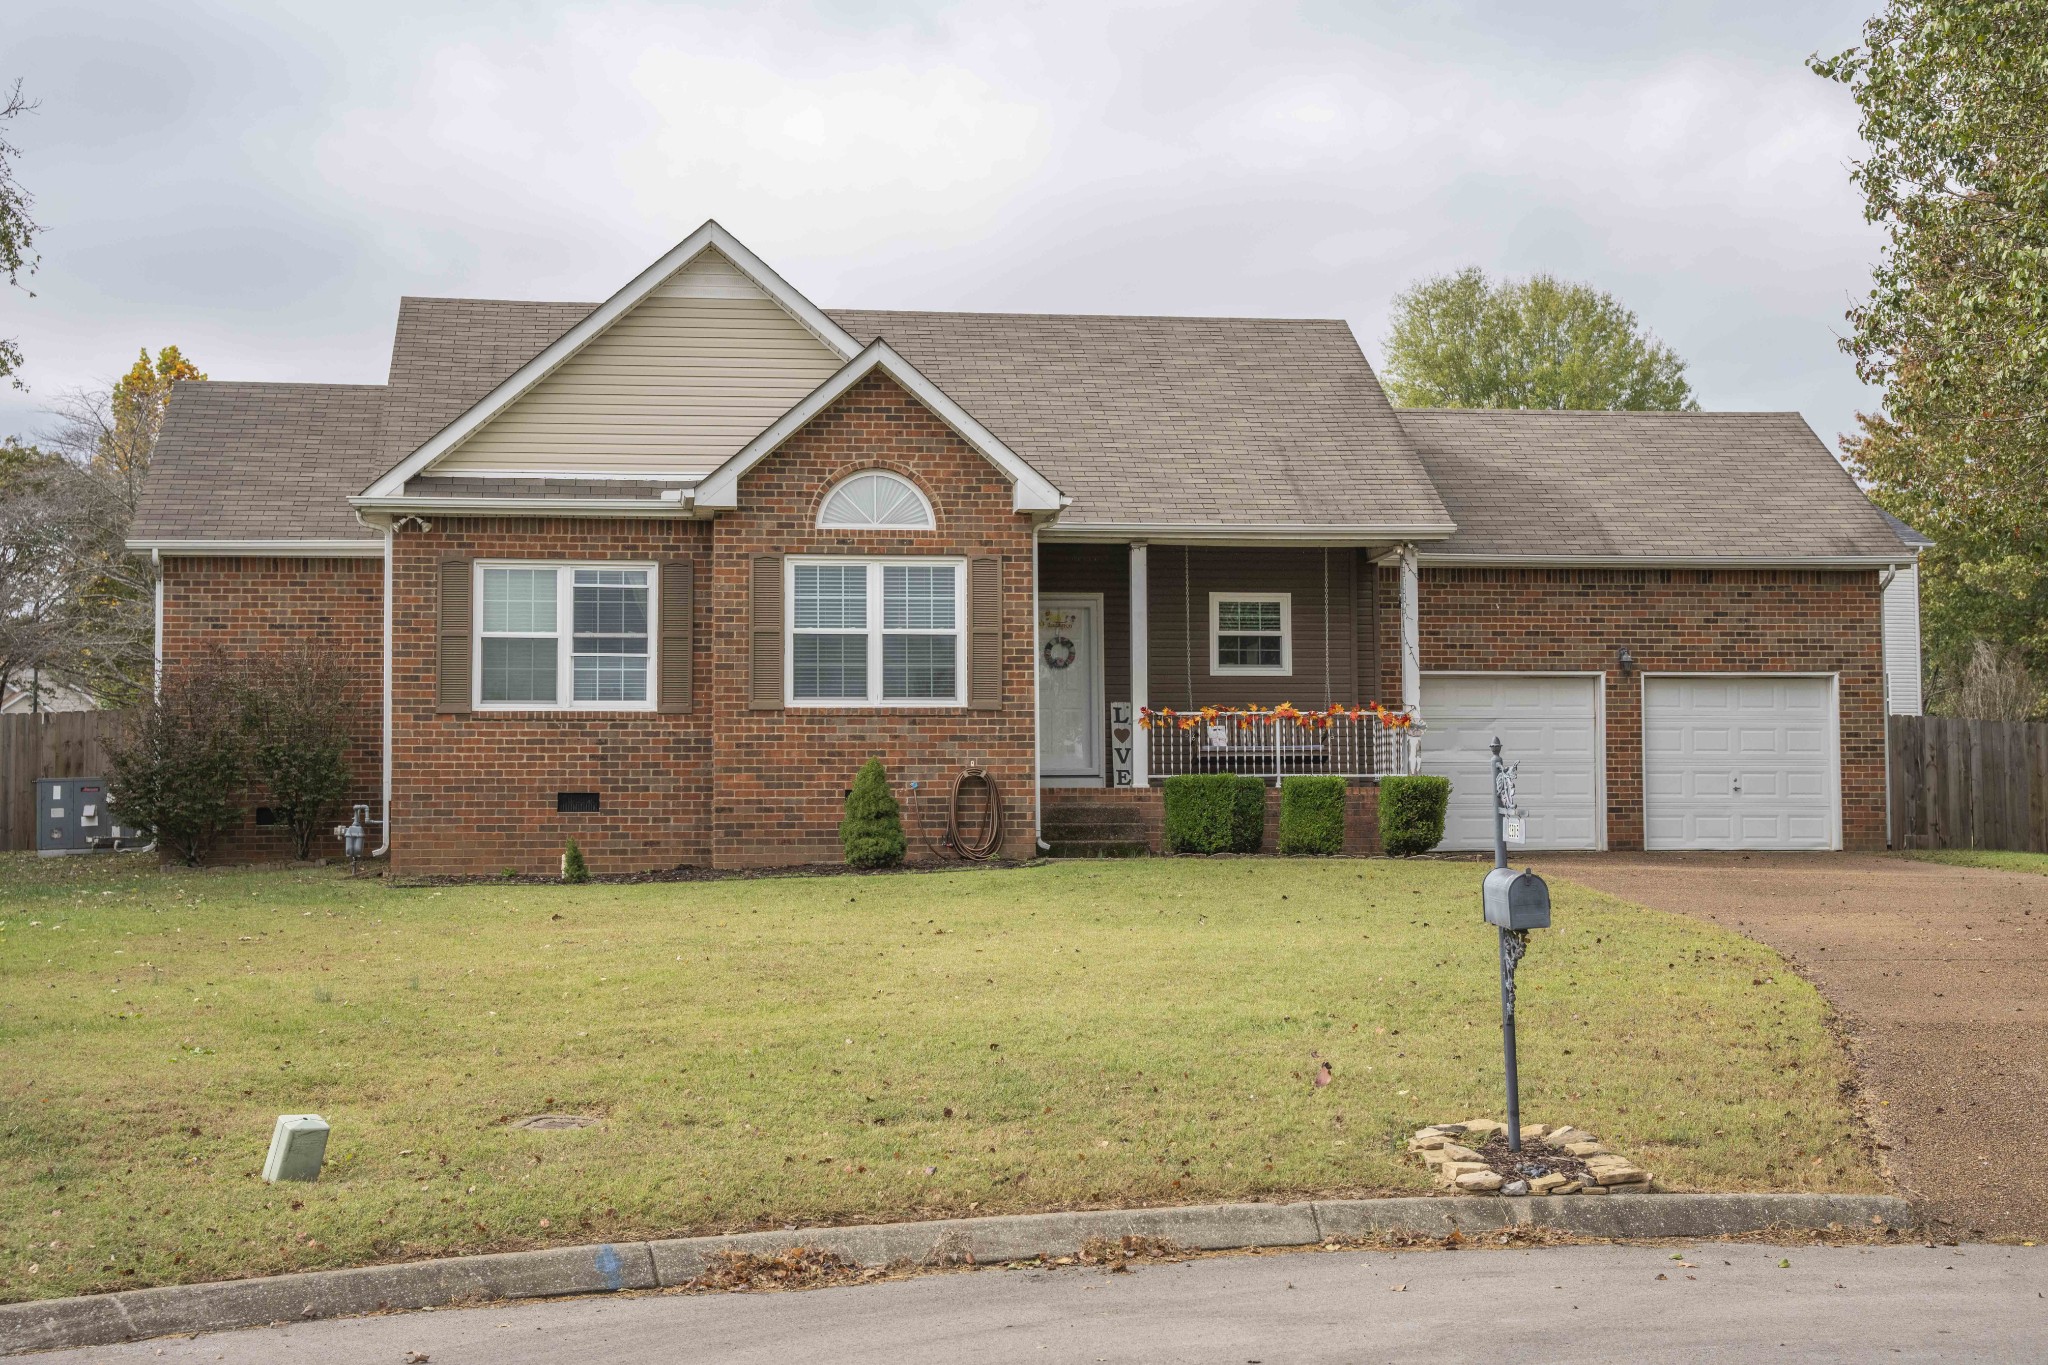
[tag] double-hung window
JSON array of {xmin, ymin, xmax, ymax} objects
[
  {"xmin": 477, "ymin": 563, "xmax": 655, "ymax": 709},
  {"xmin": 1210, "ymin": 592, "xmax": 1291, "ymax": 675},
  {"xmin": 788, "ymin": 558, "xmax": 963, "ymax": 705}
]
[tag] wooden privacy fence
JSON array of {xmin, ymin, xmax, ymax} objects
[
  {"xmin": 0, "ymin": 710, "xmax": 131, "ymax": 853},
  {"xmin": 1889, "ymin": 714, "xmax": 2048, "ymax": 853}
]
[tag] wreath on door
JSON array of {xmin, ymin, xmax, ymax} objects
[{"xmin": 1042, "ymin": 635, "xmax": 1078, "ymax": 670}]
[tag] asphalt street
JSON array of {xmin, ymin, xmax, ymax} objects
[{"xmin": 37, "ymin": 1241, "xmax": 2044, "ymax": 1364}]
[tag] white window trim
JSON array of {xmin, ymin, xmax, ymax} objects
[
  {"xmin": 472, "ymin": 560, "xmax": 659, "ymax": 713},
  {"xmin": 816, "ymin": 470, "xmax": 936, "ymax": 531},
  {"xmin": 785, "ymin": 555, "xmax": 967, "ymax": 708},
  {"xmin": 1209, "ymin": 591, "xmax": 1292, "ymax": 676}
]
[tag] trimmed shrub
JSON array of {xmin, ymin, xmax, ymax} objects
[
  {"xmin": 561, "ymin": 837, "xmax": 590, "ymax": 884},
  {"xmin": 241, "ymin": 648, "xmax": 355, "ymax": 860},
  {"xmin": 105, "ymin": 653, "xmax": 246, "ymax": 866},
  {"xmin": 841, "ymin": 758, "xmax": 907, "ymax": 869},
  {"xmin": 1278, "ymin": 776, "xmax": 1347, "ymax": 855},
  {"xmin": 1379, "ymin": 774, "xmax": 1451, "ymax": 856},
  {"xmin": 1163, "ymin": 773, "xmax": 1267, "ymax": 853}
]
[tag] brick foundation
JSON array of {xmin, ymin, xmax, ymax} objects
[{"xmin": 1042, "ymin": 782, "xmax": 1383, "ymax": 856}]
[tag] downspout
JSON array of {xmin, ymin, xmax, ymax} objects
[
  {"xmin": 1031, "ymin": 524, "xmax": 1048, "ymax": 851},
  {"xmin": 1877, "ymin": 563, "xmax": 1899, "ymax": 847},
  {"xmin": 151, "ymin": 549, "xmax": 163, "ymax": 700},
  {"xmin": 371, "ymin": 523, "xmax": 393, "ymax": 858}
]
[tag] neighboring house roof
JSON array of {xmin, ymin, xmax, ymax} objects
[
  {"xmin": 1395, "ymin": 409, "xmax": 1909, "ymax": 564},
  {"xmin": 132, "ymin": 382, "xmax": 388, "ymax": 546},
  {"xmin": 829, "ymin": 310, "xmax": 1451, "ymax": 537},
  {"xmin": 1877, "ymin": 506, "xmax": 1935, "ymax": 550}
]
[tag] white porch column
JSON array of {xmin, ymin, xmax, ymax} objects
[
  {"xmin": 1129, "ymin": 542, "xmax": 1149, "ymax": 787},
  {"xmin": 1398, "ymin": 542, "xmax": 1421, "ymax": 774}
]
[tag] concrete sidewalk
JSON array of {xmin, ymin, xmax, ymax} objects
[
  {"xmin": 29, "ymin": 1241, "xmax": 2043, "ymax": 1364},
  {"xmin": 1549, "ymin": 851, "xmax": 2048, "ymax": 1239}
]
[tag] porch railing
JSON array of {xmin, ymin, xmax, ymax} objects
[{"xmin": 1140, "ymin": 706, "xmax": 1412, "ymax": 781}]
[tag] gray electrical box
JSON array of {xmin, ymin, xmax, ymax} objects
[
  {"xmin": 262, "ymin": 1114, "xmax": 331, "ymax": 1183},
  {"xmin": 36, "ymin": 778, "xmax": 146, "ymax": 856},
  {"xmin": 1482, "ymin": 866, "xmax": 1552, "ymax": 931}
]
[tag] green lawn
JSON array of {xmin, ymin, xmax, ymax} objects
[
  {"xmin": 0, "ymin": 852, "xmax": 1879, "ymax": 1302},
  {"xmin": 1903, "ymin": 849, "xmax": 2048, "ymax": 875}
]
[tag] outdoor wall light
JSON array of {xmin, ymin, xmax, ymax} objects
[{"xmin": 1616, "ymin": 646, "xmax": 1637, "ymax": 677}]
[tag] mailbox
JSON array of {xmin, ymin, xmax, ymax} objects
[{"xmin": 1482, "ymin": 866, "xmax": 1551, "ymax": 931}]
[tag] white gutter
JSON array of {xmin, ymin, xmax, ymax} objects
[
  {"xmin": 1410, "ymin": 552, "xmax": 1906, "ymax": 569},
  {"xmin": 349, "ymin": 495, "xmax": 702, "ymax": 519},
  {"xmin": 129, "ymin": 538, "xmax": 386, "ymax": 558}
]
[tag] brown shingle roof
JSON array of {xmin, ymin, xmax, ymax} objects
[
  {"xmin": 1394, "ymin": 408, "xmax": 1907, "ymax": 561},
  {"xmin": 827, "ymin": 310, "xmax": 1450, "ymax": 533},
  {"xmin": 132, "ymin": 382, "xmax": 388, "ymax": 543},
  {"xmin": 379, "ymin": 297, "xmax": 596, "ymax": 462}
]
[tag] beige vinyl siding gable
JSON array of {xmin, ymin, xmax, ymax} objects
[{"xmin": 436, "ymin": 249, "xmax": 843, "ymax": 477}]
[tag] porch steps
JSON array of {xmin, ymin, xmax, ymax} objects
[{"xmin": 1040, "ymin": 794, "xmax": 1159, "ymax": 858}]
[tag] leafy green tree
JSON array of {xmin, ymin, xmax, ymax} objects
[
  {"xmin": 1812, "ymin": 1, "xmax": 2048, "ymax": 690},
  {"xmin": 1382, "ymin": 267, "xmax": 1697, "ymax": 412},
  {"xmin": 840, "ymin": 758, "xmax": 906, "ymax": 869},
  {"xmin": 0, "ymin": 80, "xmax": 39, "ymax": 388},
  {"xmin": 241, "ymin": 648, "xmax": 356, "ymax": 860}
]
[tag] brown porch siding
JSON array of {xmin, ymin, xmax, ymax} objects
[
  {"xmin": 158, "ymin": 555, "xmax": 384, "ymax": 862},
  {"xmin": 387, "ymin": 517, "xmax": 714, "ymax": 877},
  {"xmin": 1375, "ymin": 565, "xmax": 1886, "ymax": 851},
  {"xmin": 1146, "ymin": 546, "xmax": 1369, "ymax": 710}
]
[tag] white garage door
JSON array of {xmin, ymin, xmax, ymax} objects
[
  {"xmin": 1642, "ymin": 676, "xmax": 1836, "ymax": 850},
  {"xmin": 1420, "ymin": 674, "xmax": 1603, "ymax": 851}
]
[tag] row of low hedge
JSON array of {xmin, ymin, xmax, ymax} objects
[{"xmin": 1161, "ymin": 773, "xmax": 1451, "ymax": 856}]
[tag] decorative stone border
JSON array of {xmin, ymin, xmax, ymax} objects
[{"xmin": 1412, "ymin": 1120, "xmax": 1652, "ymax": 1195}]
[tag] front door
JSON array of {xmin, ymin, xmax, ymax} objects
[{"xmin": 1037, "ymin": 596, "xmax": 1103, "ymax": 779}]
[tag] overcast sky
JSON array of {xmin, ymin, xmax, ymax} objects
[{"xmin": 5, "ymin": 0, "xmax": 1884, "ymax": 454}]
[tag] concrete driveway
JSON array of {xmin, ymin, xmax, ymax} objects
[{"xmin": 1548, "ymin": 852, "xmax": 2048, "ymax": 1240}]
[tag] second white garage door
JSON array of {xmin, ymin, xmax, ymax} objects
[
  {"xmin": 1642, "ymin": 675, "xmax": 1836, "ymax": 850},
  {"xmin": 1420, "ymin": 674, "xmax": 1603, "ymax": 851}
]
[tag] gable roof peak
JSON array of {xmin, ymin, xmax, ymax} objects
[{"xmin": 360, "ymin": 220, "xmax": 859, "ymax": 497}]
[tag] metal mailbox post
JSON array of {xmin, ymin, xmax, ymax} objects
[{"xmin": 1483, "ymin": 737, "xmax": 1550, "ymax": 1152}]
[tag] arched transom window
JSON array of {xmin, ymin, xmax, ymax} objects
[{"xmin": 817, "ymin": 471, "xmax": 934, "ymax": 531}]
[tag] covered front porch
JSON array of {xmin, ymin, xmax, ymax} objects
[{"xmin": 1033, "ymin": 539, "xmax": 1424, "ymax": 790}]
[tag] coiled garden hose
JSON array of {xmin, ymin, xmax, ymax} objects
[{"xmin": 947, "ymin": 765, "xmax": 1004, "ymax": 861}]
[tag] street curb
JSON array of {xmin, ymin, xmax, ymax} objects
[{"xmin": 0, "ymin": 1193, "xmax": 1914, "ymax": 1356}]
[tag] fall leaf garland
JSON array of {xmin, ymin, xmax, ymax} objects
[{"xmin": 1137, "ymin": 703, "xmax": 1414, "ymax": 731}]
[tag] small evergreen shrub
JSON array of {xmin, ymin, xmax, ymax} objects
[
  {"xmin": 561, "ymin": 837, "xmax": 590, "ymax": 884},
  {"xmin": 1378, "ymin": 774, "xmax": 1451, "ymax": 856},
  {"xmin": 1163, "ymin": 773, "xmax": 1267, "ymax": 853},
  {"xmin": 841, "ymin": 758, "xmax": 907, "ymax": 869},
  {"xmin": 1278, "ymin": 776, "xmax": 1347, "ymax": 855}
]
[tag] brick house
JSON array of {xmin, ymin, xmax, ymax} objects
[{"xmin": 130, "ymin": 222, "xmax": 1923, "ymax": 873}]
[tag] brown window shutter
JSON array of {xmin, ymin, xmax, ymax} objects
[
  {"xmin": 748, "ymin": 553, "xmax": 783, "ymax": 710},
  {"xmin": 436, "ymin": 558, "xmax": 472, "ymax": 715},
  {"xmin": 658, "ymin": 559, "xmax": 694, "ymax": 713},
  {"xmin": 968, "ymin": 555, "xmax": 1002, "ymax": 710}
]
